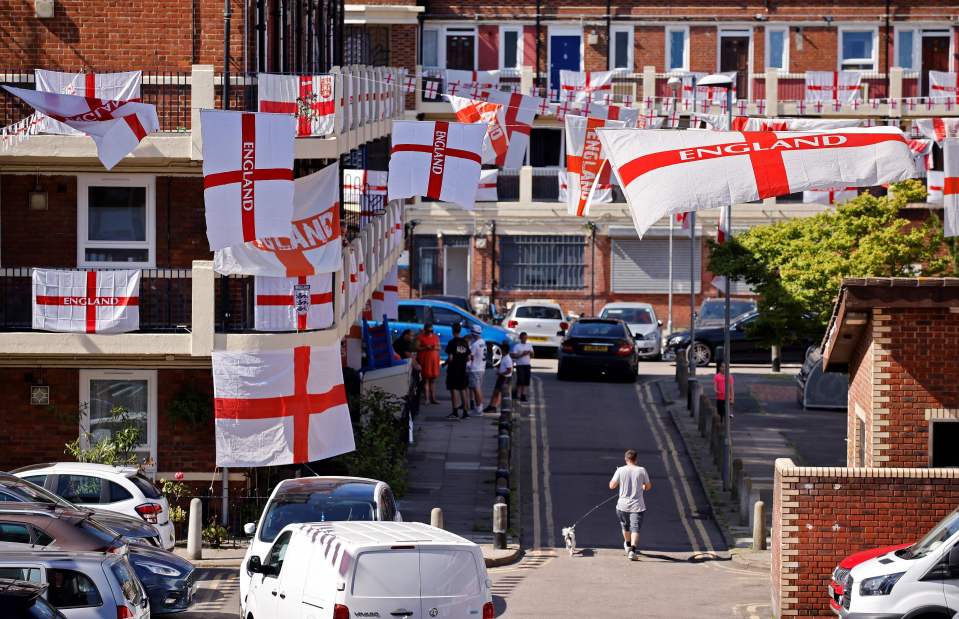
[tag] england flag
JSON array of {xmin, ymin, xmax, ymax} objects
[
  {"xmin": 476, "ymin": 169, "xmax": 498, "ymax": 202},
  {"xmin": 480, "ymin": 90, "xmax": 543, "ymax": 169},
  {"xmin": 929, "ymin": 71, "xmax": 958, "ymax": 102},
  {"xmin": 565, "ymin": 114, "xmax": 625, "ymax": 216},
  {"xmin": 254, "ymin": 273, "xmax": 333, "ymax": 332},
  {"xmin": 371, "ymin": 266, "xmax": 400, "ymax": 321},
  {"xmin": 258, "ymin": 73, "xmax": 335, "ymax": 137},
  {"xmin": 915, "ymin": 118, "xmax": 959, "ymax": 145},
  {"xmin": 804, "ymin": 71, "xmax": 862, "ymax": 103},
  {"xmin": 33, "ymin": 269, "xmax": 140, "ymax": 334},
  {"xmin": 944, "ymin": 138, "xmax": 959, "ymax": 237},
  {"xmin": 559, "ymin": 70, "xmax": 614, "ymax": 104},
  {"xmin": 35, "ymin": 69, "xmax": 141, "ymax": 135},
  {"xmin": 447, "ymin": 94, "xmax": 508, "ymax": 164}
]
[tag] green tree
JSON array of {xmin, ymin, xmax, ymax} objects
[
  {"xmin": 707, "ymin": 180, "xmax": 949, "ymax": 346},
  {"xmin": 65, "ymin": 404, "xmax": 142, "ymax": 466}
]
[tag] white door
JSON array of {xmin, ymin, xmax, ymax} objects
[{"xmin": 443, "ymin": 246, "xmax": 470, "ymax": 298}]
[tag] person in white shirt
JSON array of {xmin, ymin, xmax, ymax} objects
[
  {"xmin": 510, "ymin": 332, "xmax": 534, "ymax": 402},
  {"xmin": 609, "ymin": 449, "xmax": 652, "ymax": 561},
  {"xmin": 467, "ymin": 325, "xmax": 487, "ymax": 415},
  {"xmin": 484, "ymin": 351, "xmax": 513, "ymax": 412}
]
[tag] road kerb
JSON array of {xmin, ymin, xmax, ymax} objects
[{"xmin": 483, "ymin": 543, "xmax": 523, "ymax": 567}]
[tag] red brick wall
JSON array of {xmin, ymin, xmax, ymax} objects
[
  {"xmin": 1, "ymin": 175, "xmax": 77, "ymax": 267},
  {"xmin": 155, "ymin": 176, "xmax": 212, "ymax": 268},
  {"xmin": 156, "ymin": 369, "xmax": 216, "ymax": 473},
  {"xmin": 846, "ymin": 319, "xmax": 873, "ymax": 466},
  {"xmin": 390, "ymin": 24, "xmax": 418, "ymax": 109}
]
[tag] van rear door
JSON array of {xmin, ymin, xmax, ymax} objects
[{"xmin": 418, "ymin": 548, "xmax": 486, "ymax": 619}]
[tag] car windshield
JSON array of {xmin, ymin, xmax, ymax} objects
[
  {"xmin": 259, "ymin": 492, "xmax": 376, "ymax": 542},
  {"xmin": 700, "ymin": 300, "xmax": 755, "ymax": 321},
  {"xmin": 0, "ymin": 478, "xmax": 74, "ymax": 509},
  {"xmin": 515, "ymin": 306, "xmax": 563, "ymax": 320},
  {"xmin": 569, "ymin": 322, "xmax": 627, "ymax": 338},
  {"xmin": 899, "ymin": 507, "xmax": 959, "ymax": 560},
  {"xmin": 601, "ymin": 307, "xmax": 653, "ymax": 324}
]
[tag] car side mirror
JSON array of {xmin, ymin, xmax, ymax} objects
[
  {"xmin": 243, "ymin": 522, "xmax": 256, "ymax": 536},
  {"xmin": 247, "ymin": 555, "xmax": 264, "ymax": 574}
]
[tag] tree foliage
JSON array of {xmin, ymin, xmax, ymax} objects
[
  {"xmin": 65, "ymin": 404, "xmax": 142, "ymax": 466},
  {"xmin": 707, "ymin": 180, "xmax": 949, "ymax": 346}
]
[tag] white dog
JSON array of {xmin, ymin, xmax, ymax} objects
[{"xmin": 561, "ymin": 526, "xmax": 577, "ymax": 556}]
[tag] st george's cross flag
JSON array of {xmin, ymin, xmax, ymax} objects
[
  {"xmin": 201, "ymin": 109, "xmax": 296, "ymax": 251},
  {"xmin": 4, "ymin": 86, "xmax": 158, "ymax": 170},
  {"xmin": 445, "ymin": 70, "xmax": 499, "ymax": 96},
  {"xmin": 214, "ymin": 162, "xmax": 341, "ymax": 277},
  {"xmin": 35, "ymin": 70, "xmax": 141, "ymax": 135},
  {"xmin": 927, "ymin": 170, "xmax": 944, "ymax": 204},
  {"xmin": 944, "ymin": 138, "xmax": 959, "ymax": 237},
  {"xmin": 731, "ymin": 117, "xmax": 862, "ymax": 132},
  {"xmin": 803, "ymin": 186, "xmax": 859, "ymax": 205},
  {"xmin": 582, "ymin": 101, "xmax": 639, "ymax": 127},
  {"xmin": 907, "ymin": 138, "xmax": 934, "ymax": 172},
  {"xmin": 479, "ymin": 90, "xmax": 543, "ymax": 169},
  {"xmin": 929, "ymin": 71, "xmax": 958, "ymax": 101},
  {"xmin": 565, "ymin": 114, "xmax": 625, "ymax": 216},
  {"xmin": 915, "ymin": 118, "xmax": 959, "ymax": 145},
  {"xmin": 476, "ymin": 169, "xmax": 498, "ymax": 202},
  {"xmin": 598, "ymin": 126, "xmax": 917, "ymax": 237},
  {"xmin": 213, "ymin": 344, "xmax": 354, "ymax": 467},
  {"xmin": 804, "ymin": 71, "xmax": 862, "ymax": 103},
  {"xmin": 371, "ymin": 266, "xmax": 400, "ymax": 321},
  {"xmin": 557, "ymin": 168, "xmax": 612, "ymax": 205},
  {"xmin": 33, "ymin": 269, "xmax": 139, "ymax": 334},
  {"xmin": 388, "ymin": 120, "xmax": 486, "ymax": 209},
  {"xmin": 258, "ymin": 73, "xmax": 335, "ymax": 137},
  {"xmin": 446, "ymin": 94, "xmax": 508, "ymax": 164},
  {"xmin": 560, "ymin": 70, "xmax": 614, "ymax": 104},
  {"xmin": 254, "ymin": 273, "xmax": 333, "ymax": 331},
  {"xmin": 390, "ymin": 201, "xmax": 404, "ymax": 250}
]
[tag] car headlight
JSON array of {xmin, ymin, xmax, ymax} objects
[
  {"xmin": 139, "ymin": 561, "xmax": 182, "ymax": 577},
  {"xmin": 859, "ymin": 572, "xmax": 904, "ymax": 596},
  {"xmin": 644, "ymin": 332, "xmax": 658, "ymax": 341}
]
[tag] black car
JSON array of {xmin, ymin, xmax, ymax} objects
[
  {"xmin": 128, "ymin": 543, "xmax": 196, "ymax": 614},
  {"xmin": 0, "ymin": 579, "xmax": 66, "ymax": 619},
  {"xmin": 557, "ymin": 318, "xmax": 638, "ymax": 381},
  {"xmin": 696, "ymin": 298, "xmax": 757, "ymax": 330},
  {"xmin": 664, "ymin": 310, "xmax": 810, "ymax": 366}
]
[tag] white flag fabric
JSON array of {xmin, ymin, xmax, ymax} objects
[
  {"xmin": 679, "ymin": 72, "xmax": 707, "ymax": 103},
  {"xmin": 944, "ymin": 138, "xmax": 959, "ymax": 237},
  {"xmin": 560, "ymin": 70, "xmax": 614, "ymax": 104},
  {"xmin": 927, "ymin": 171, "xmax": 944, "ymax": 204},
  {"xmin": 258, "ymin": 73, "xmax": 335, "ymax": 137},
  {"xmin": 447, "ymin": 95, "xmax": 508, "ymax": 164},
  {"xmin": 201, "ymin": 109, "xmax": 296, "ymax": 251},
  {"xmin": 444, "ymin": 70, "xmax": 499, "ymax": 96},
  {"xmin": 480, "ymin": 90, "xmax": 542, "ymax": 169},
  {"xmin": 692, "ymin": 112, "xmax": 731, "ymax": 131},
  {"xmin": 915, "ymin": 118, "xmax": 959, "ymax": 145},
  {"xmin": 803, "ymin": 187, "xmax": 858, "ymax": 205},
  {"xmin": 582, "ymin": 102, "xmax": 639, "ymax": 127},
  {"xmin": 35, "ymin": 70, "xmax": 141, "ymax": 135},
  {"xmin": 390, "ymin": 202, "xmax": 404, "ymax": 250},
  {"xmin": 32, "ymin": 269, "xmax": 139, "ymax": 334},
  {"xmin": 3, "ymin": 86, "xmax": 158, "ymax": 170},
  {"xmin": 698, "ymin": 72, "xmax": 738, "ymax": 103},
  {"xmin": 476, "ymin": 169, "xmax": 498, "ymax": 202},
  {"xmin": 599, "ymin": 127, "xmax": 917, "ymax": 237},
  {"xmin": 907, "ymin": 138, "xmax": 934, "ymax": 174},
  {"xmin": 731, "ymin": 117, "xmax": 862, "ymax": 132},
  {"xmin": 804, "ymin": 71, "xmax": 862, "ymax": 102},
  {"xmin": 214, "ymin": 161, "xmax": 341, "ymax": 277},
  {"xmin": 929, "ymin": 71, "xmax": 958, "ymax": 101},
  {"xmin": 558, "ymin": 168, "xmax": 611, "ymax": 204},
  {"xmin": 255, "ymin": 273, "xmax": 333, "ymax": 331},
  {"xmin": 213, "ymin": 344, "xmax": 354, "ymax": 467},
  {"xmin": 565, "ymin": 115, "xmax": 625, "ymax": 216},
  {"xmin": 558, "ymin": 169, "xmax": 569, "ymax": 202},
  {"xmin": 371, "ymin": 266, "xmax": 400, "ymax": 321},
  {"xmin": 388, "ymin": 120, "xmax": 485, "ymax": 209},
  {"xmin": 347, "ymin": 239, "xmax": 369, "ymax": 306}
]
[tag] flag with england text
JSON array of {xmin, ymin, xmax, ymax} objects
[
  {"xmin": 255, "ymin": 273, "xmax": 333, "ymax": 332},
  {"xmin": 35, "ymin": 69, "xmax": 141, "ymax": 136},
  {"xmin": 565, "ymin": 114, "xmax": 625, "ymax": 216},
  {"xmin": 33, "ymin": 269, "xmax": 139, "ymax": 334},
  {"xmin": 447, "ymin": 94, "xmax": 508, "ymax": 164},
  {"xmin": 945, "ymin": 138, "xmax": 959, "ymax": 237},
  {"xmin": 258, "ymin": 73, "xmax": 335, "ymax": 137}
]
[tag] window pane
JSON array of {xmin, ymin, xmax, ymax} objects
[
  {"xmin": 419, "ymin": 550, "xmax": 481, "ymax": 596},
  {"xmin": 87, "ymin": 187, "xmax": 146, "ymax": 242},
  {"xmin": 84, "ymin": 248, "xmax": 149, "ymax": 263},
  {"xmin": 58, "ymin": 475, "xmax": 103, "ymax": 504},
  {"xmin": 0, "ymin": 523, "xmax": 31, "ymax": 544},
  {"xmin": 431, "ymin": 307, "xmax": 464, "ymax": 327},
  {"xmin": 88, "ymin": 378, "xmax": 149, "ymax": 452},
  {"xmin": 529, "ymin": 129, "xmax": 562, "ymax": 167},
  {"xmin": 897, "ymin": 30, "xmax": 913, "ymax": 68},
  {"xmin": 48, "ymin": 569, "xmax": 103, "ymax": 608},
  {"xmin": 423, "ymin": 30, "xmax": 439, "ymax": 67},
  {"xmin": 109, "ymin": 560, "xmax": 143, "ymax": 606},
  {"xmin": 352, "ymin": 550, "xmax": 420, "ymax": 597},
  {"xmin": 614, "ymin": 31, "xmax": 629, "ymax": 69},
  {"xmin": 504, "ymin": 31, "xmax": 519, "ymax": 68},
  {"xmin": 0, "ymin": 567, "xmax": 40, "ymax": 582},
  {"xmin": 130, "ymin": 474, "xmax": 162, "ymax": 499},
  {"xmin": 669, "ymin": 31, "xmax": 685, "ymax": 69},
  {"xmin": 842, "ymin": 30, "xmax": 873, "ymax": 60},
  {"xmin": 768, "ymin": 30, "xmax": 785, "ymax": 69}
]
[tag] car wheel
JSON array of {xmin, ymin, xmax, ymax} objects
[
  {"xmin": 487, "ymin": 342, "xmax": 504, "ymax": 368},
  {"xmin": 689, "ymin": 341, "xmax": 712, "ymax": 367}
]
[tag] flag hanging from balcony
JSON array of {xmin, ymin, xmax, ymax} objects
[
  {"xmin": 804, "ymin": 71, "xmax": 862, "ymax": 103},
  {"xmin": 444, "ymin": 70, "xmax": 499, "ymax": 97},
  {"xmin": 479, "ymin": 90, "xmax": 543, "ymax": 169},
  {"xmin": 34, "ymin": 69, "xmax": 142, "ymax": 136},
  {"xmin": 907, "ymin": 138, "xmax": 934, "ymax": 173},
  {"xmin": 343, "ymin": 169, "xmax": 388, "ymax": 228},
  {"xmin": 3, "ymin": 86, "xmax": 159, "ymax": 170},
  {"xmin": 388, "ymin": 120, "xmax": 486, "ymax": 209},
  {"xmin": 201, "ymin": 109, "xmax": 296, "ymax": 251},
  {"xmin": 927, "ymin": 171, "xmax": 944, "ymax": 204},
  {"xmin": 213, "ymin": 344, "xmax": 354, "ymax": 467},
  {"xmin": 214, "ymin": 161, "xmax": 341, "ymax": 277},
  {"xmin": 678, "ymin": 72, "xmax": 706, "ymax": 103},
  {"xmin": 347, "ymin": 238, "xmax": 369, "ymax": 307},
  {"xmin": 929, "ymin": 71, "xmax": 958, "ymax": 101},
  {"xmin": 32, "ymin": 269, "xmax": 140, "ymax": 334},
  {"xmin": 731, "ymin": 117, "xmax": 862, "ymax": 131},
  {"xmin": 803, "ymin": 187, "xmax": 858, "ymax": 205},
  {"xmin": 258, "ymin": 73, "xmax": 335, "ymax": 137},
  {"xmin": 371, "ymin": 266, "xmax": 399, "ymax": 321},
  {"xmin": 565, "ymin": 114, "xmax": 625, "ymax": 217},
  {"xmin": 559, "ymin": 70, "xmax": 613, "ymax": 104},
  {"xmin": 476, "ymin": 169, "xmax": 498, "ymax": 202},
  {"xmin": 914, "ymin": 118, "xmax": 959, "ymax": 145},
  {"xmin": 598, "ymin": 127, "xmax": 917, "ymax": 237},
  {"xmin": 944, "ymin": 138, "xmax": 959, "ymax": 237},
  {"xmin": 254, "ymin": 273, "xmax": 333, "ymax": 332},
  {"xmin": 583, "ymin": 102, "xmax": 639, "ymax": 127},
  {"xmin": 447, "ymin": 94, "xmax": 508, "ymax": 164}
]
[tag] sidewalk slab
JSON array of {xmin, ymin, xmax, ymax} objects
[{"xmin": 173, "ymin": 544, "xmax": 247, "ymax": 568}]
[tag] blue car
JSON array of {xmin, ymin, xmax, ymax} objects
[{"xmin": 388, "ymin": 299, "xmax": 514, "ymax": 367}]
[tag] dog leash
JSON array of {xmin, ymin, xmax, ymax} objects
[{"xmin": 570, "ymin": 494, "xmax": 618, "ymax": 528}]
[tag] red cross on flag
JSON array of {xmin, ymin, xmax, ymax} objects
[
  {"xmin": 32, "ymin": 269, "xmax": 139, "ymax": 333},
  {"xmin": 557, "ymin": 169, "xmax": 612, "ymax": 204},
  {"xmin": 598, "ymin": 127, "xmax": 917, "ymax": 237},
  {"xmin": 479, "ymin": 90, "xmax": 543, "ymax": 169},
  {"xmin": 34, "ymin": 69, "xmax": 141, "ymax": 136},
  {"xmin": 476, "ymin": 169, "xmax": 498, "ymax": 202},
  {"xmin": 560, "ymin": 70, "xmax": 614, "ymax": 104},
  {"xmin": 445, "ymin": 70, "xmax": 499, "ymax": 94},
  {"xmin": 201, "ymin": 109, "xmax": 296, "ymax": 251},
  {"xmin": 565, "ymin": 115, "xmax": 625, "ymax": 216},
  {"xmin": 731, "ymin": 117, "xmax": 862, "ymax": 132},
  {"xmin": 944, "ymin": 138, "xmax": 959, "ymax": 237},
  {"xmin": 390, "ymin": 202, "xmax": 404, "ymax": 250},
  {"xmin": 583, "ymin": 102, "xmax": 639, "ymax": 127},
  {"xmin": 388, "ymin": 120, "xmax": 486, "ymax": 209},
  {"xmin": 446, "ymin": 94, "xmax": 508, "ymax": 164},
  {"xmin": 257, "ymin": 73, "xmax": 335, "ymax": 137},
  {"xmin": 915, "ymin": 118, "xmax": 959, "ymax": 145},
  {"xmin": 213, "ymin": 344, "xmax": 354, "ymax": 467},
  {"xmin": 4, "ymin": 86, "xmax": 158, "ymax": 170},
  {"xmin": 927, "ymin": 171, "xmax": 944, "ymax": 204},
  {"xmin": 929, "ymin": 71, "xmax": 958, "ymax": 101},
  {"xmin": 254, "ymin": 273, "xmax": 333, "ymax": 331},
  {"xmin": 803, "ymin": 187, "xmax": 858, "ymax": 206},
  {"xmin": 678, "ymin": 72, "xmax": 706, "ymax": 103},
  {"xmin": 371, "ymin": 266, "xmax": 400, "ymax": 321},
  {"xmin": 214, "ymin": 162, "xmax": 341, "ymax": 277},
  {"xmin": 804, "ymin": 71, "xmax": 862, "ymax": 103}
]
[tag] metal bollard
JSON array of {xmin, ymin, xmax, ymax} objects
[
  {"xmin": 430, "ymin": 507, "xmax": 444, "ymax": 530},
  {"xmin": 186, "ymin": 498, "xmax": 202, "ymax": 560},
  {"xmin": 752, "ymin": 501, "xmax": 766, "ymax": 551},
  {"xmin": 493, "ymin": 503, "xmax": 508, "ymax": 550}
]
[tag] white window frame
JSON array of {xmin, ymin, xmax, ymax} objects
[
  {"xmin": 500, "ymin": 26, "xmax": 524, "ymax": 70},
  {"xmin": 609, "ymin": 25, "xmax": 634, "ymax": 72},
  {"xmin": 665, "ymin": 26, "xmax": 690, "ymax": 72},
  {"xmin": 716, "ymin": 27, "xmax": 754, "ymax": 98},
  {"xmin": 443, "ymin": 26, "xmax": 478, "ymax": 71},
  {"xmin": 893, "ymin": 26, "xmax": 919, "ymax": 70},
  {"xmin": 837, "ymin": 26, "xmax": 878, "ymax": 71},
  {"xmin": 77, "ymin": 174, "xmax": 155, "ymax": 269},
  {"xmin": 79, "ymin": 369, "xmax": 158, "ymax": 472},
  {"xmin": 764, "ymin": 26, "xmax": 789, "ymax": 72}
]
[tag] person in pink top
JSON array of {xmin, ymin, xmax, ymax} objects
[{"xmin": 714, "ymin": 362, "xmax": 734, "ymax": 418}]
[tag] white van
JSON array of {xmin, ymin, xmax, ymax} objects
[
  {"xmin": 835, "ymin": 505, "xmax": 959, "ymax": 618},
  {"xmin": 243, "ymin": 521, "xmax": 493, "ymax": 619}
]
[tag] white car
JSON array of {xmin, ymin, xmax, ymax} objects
[
  {"xmin": 599, "ymin": 302, "xmax": 663, "ymax": 359},
  {"xmin": 13, "ymin": 462, "xmax": 175, "ymax": 550},
  {"xmin": 240, "ymin": 476, "xmax": 402, "ymax": 605},
  {"xmin": 504, "ymin": 300, "xmax": 569, "ymax": 351}
]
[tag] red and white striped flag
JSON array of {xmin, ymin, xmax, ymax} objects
[
  {"xmin": 804, "ymin": 71, "xmax": 861, "ymax": 103},
  {"xmin": 214, "ymin": 162, "xmax": 341, "ymax": 277},
  {"xmin": 387, "ymin": 120, "xmax": 486, "ymax": 209},
  {"xmin": 255, "ymin": 273, "xmax": 333, "ymax": 331},
  {"xmin": 560, "ymin": 70, "xmax": 614, "ymax": 104},
  {"xmin": 927, "ymin": 170, "xmax": 944, "ymax": 204},
  {"xmin": 929, "ymin": 71, "xmax": 958, "ymax": 101},
  {"xmin": 201, "ymin": 109, "xmax": 296, "ymax": 251},
  {"xmin": 476, "ymin": 169, "xmax": 498, "ymax": 202},
  {"xmin": 915, "ymin": 118, "xmax": 959, "ymax": 145},
  {"xmin": 213, "ymin": 344, "xmax": 354, "ymax": 467},
  {"xmin": 32, "ymin": 269, "xmax": 139, "ymax": 334},
  {"xmin": 907, "ymin": 138, "xmax": 934, "ymax": 172},
  {"xmin": 599, "ymin": 127, "xmax": 917, "ymax": 237},
  {"xmin": 258, "ymin": 73, "xmax": 335, "ymax": 137},
  {"xmin": 944, "ymin": 138, "xmax": 959, "ymax": 237},
  {"xmin": 565, "ymin": 114, "xmax": 625, "ymax": 217},
  {"xmin": 371, "ymin": 266, "xmax": 399, "ymax": 321},
  {"xmin": 447, "ymin": 95, "xmax": 508, "ymax": 164},
  {"xmin": 803, "ymin": 187, "xmax": 858, "ymax": 205},
  {"xmin": 34, "ymin": 69, "xmax": 141, "ymax": 136}
]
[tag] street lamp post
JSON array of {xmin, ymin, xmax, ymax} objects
[
  {"xmin": 666, "ymin": 77, "xmax": 681, "ymax": 336},
  {"xmin": 688, "ymin": 75, "xmax": 697, "ymax": 381}
]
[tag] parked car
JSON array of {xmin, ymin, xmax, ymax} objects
[
  {"xmin": 828, "ymin": 543, "xmax": 912, "ymax": 614},
  {"xmin": 830, "ymin": 505, "xmax": 959, "ymax": 618},
  {"xmin": 664, "ymin": 310, "xmax": 810, "ymax": 367},
  {"xmin": 13, "ymin": 463, "xmax": 175, "ymax": 550},
  {"xmin": 0, "ymin": 578, "xmax": 67, "ymax": 619},
  {"xmin": 503, "ymin": 300, "xmax": 569, "ymax": 353},
  {"xmin": 599, "ymin": 302, "xmax": 663, "ymax": 359},
  {"xmin": 0, "ymin": 551, "xmax": 149, "ymax": 619},
  {"xmin": 421, "ymin": 295, "xmax": 476, "ymax": 315},
  {"xmin": 557, "ymin": 318, "xmax": 639, "ymax": 382},
  {"xmin": 796, "ymin": 346, "xmax": 848, "ymax": 410},
  {"xmin": 240, "ymin": 476, "xmax": 403, "ymax": 604},
  {"xmin": 697, "ymin": 298, "xmax": 757, "ymax": 330},
  {"xmin": 244, "ymin": 521, "xmax": 493, "ymax": 619},
  {"xmin": 0, "ymin": 472, "xmax": 164, "ymax": 548},
  {"xmin": 389, "ymin": 299, "xmax": 514, "ymax": 367}
]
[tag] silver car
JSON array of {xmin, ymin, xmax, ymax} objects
[{"xmin": 599, "ymin": 303, "xmax": 662, "ymax": 359}]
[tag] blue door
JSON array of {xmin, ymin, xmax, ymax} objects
[{"xmin": 550, "ymin": 35, "xmax": 581, "ymax": 95}]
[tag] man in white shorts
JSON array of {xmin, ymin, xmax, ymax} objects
[
  {"xmin": 467, "ymin": 324, "xmax": 487, "ymax": 415},
  {"xmin": 609, "ymin": 448, "xmax": 652, "ymax": 561}
]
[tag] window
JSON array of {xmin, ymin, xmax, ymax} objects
[
  {"xmin": 600, "ymin": 307, "xmax": 654, "ymax": 325},
  {"xmin": 419, "ymin": 550, "xmax": 481, "ymax": 596},
  {"xmin": 666, "ymin": 26, "xmax": 689, "ymax": 71},
  {"xmin": 895, "ymin": 28, "xmax": 915, "ymax": 69},
  {"xmin": 109, "ymin": 560, "xmax": 143, "ymax": 607},
  {"xmin": 352, "ymin": 550, "xmax": 419, "ymax": 596},
  {"xmin": 79, "ymin": 370, "xmax": 158, "ymax": 471},
  {"xmin": 430, "ymin": 306, "xmax": 465, "ymax": 327},
  {"xmin": 765, "ymin": 27, "xmax": 788, "ymax": 71},
  {"xmin": 0, "ymin": 523, "xmax": 32, "ymax": 544},
  {"xmin": 397, "ymin": 304, "xmax": 425, "ymax": 324},
  {"xmin": 500, "ymin": 235, "xmax": 585, "ymax": 291},
  {"xmin": 380, "ymin": 489, "xmax": 396, "ymax": 522},
  {"xmin": 0, "ymin": 567, "xmax": 41, "ymax": 583},
  {"xmin": 78, "ymin": 175, "xmax": 155, "ymax": 268},
  {"xmin": 57, "ymin": 475, "xmax": 103, "ymax": 504},
  {"xmin": 610, "ymin": 26, "xmax": 633, "ymax": 71},
  {"xmin": 422, "ymin": 29, "xmax": 439, "ymax": 67},
  {"xmin": 515, "ymin": 306, "xmax": 563, "ymax": 320},
  {"xmin": 47, "ymin": 569, "xmax": 103, "ymax": 608},
  {"xmin": 264, "ymin": 531, "xmax": 292, "ymax": 574},
  {"xmin": 529, "ymin": 128, "xmax": 563, "ymax": 167},
  {"xmin": 501, "ymin": 27, "xmax": 522, "ymax": 69},
  {"xmin": 21, "ymin": 476, "xmax": 47, "ymax": 489},
  {"xmin": 569, "ymin": 321, "xmax": 628, "ymax": 338},
  {"xmin": 839, "ymin": 28, "xmax": 877, "ymax": 71},
  {"xmin": 259, "ymin": 493, "xmax": 375, "ymax": 542},
  {"xmin": 34, "ymin": 529, "xmax": 53, "ymax": 546},
  {"xmin": 129, "ymin": 475, "xmax": 161, "ymax": 499},
  {"xmin": 931, "ymin": 421, "xmax": 959, "ymax": 467}
]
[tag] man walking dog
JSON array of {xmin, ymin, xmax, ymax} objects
[{"xmin": 609, "ymin": 449, "xmax": 652, "ymax": 561}]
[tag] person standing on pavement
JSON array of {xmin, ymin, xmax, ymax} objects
[
  {"xmin": 609, "ymin": 449, "xmax": 652, "ymax": 561},
  {"xmin": 445, "ymin": 323, "xmax": 471, "ymax": 420},
  {"xmin": 467, "ymin": 325, "xmax": 487, "ymax": 415},
  {"xmin": 484, "ymin": 351, "xmax": 513, "ymax": 413},
  {"xmin": 511, "ymin": 332, "xmax": 534, "ymax": 402},
  {"xmin": 714, "ymin": 362, "xmax": 734, "ymax": 418},
  {"xmin": 416, "ymin": 324, "xmax": 441, "ymax": 404}
]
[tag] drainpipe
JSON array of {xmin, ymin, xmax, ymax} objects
[
  {"xmin": 223, "ymin": 0, "xmax": 232, "ymax": 109},
  {"xmin": 884, "ymin": 0, "xmax": 891, "ymax": 96},
  {"xmin": 606, "ymin": 0, "xmax": 612, "ymax": 69},
  {"xmin": 535, "ymin": 0, "xmax": 541, "ymax": 93}
]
